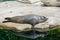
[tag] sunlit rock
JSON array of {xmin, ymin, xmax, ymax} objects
[{"xmin": 0, "ymin": 1, "xmax": 60, "ymax": 32}]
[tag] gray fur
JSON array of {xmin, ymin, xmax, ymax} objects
[{"xmin": 3, "ymin": 14, "xmax": 48, "ymax": 34}]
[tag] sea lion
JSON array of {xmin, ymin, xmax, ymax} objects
[{"xmin": 3, "ymin": 14, "xmax": 48, "ymax": 34}]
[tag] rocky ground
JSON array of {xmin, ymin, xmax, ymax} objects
[{"xmin": 0, "ymin": 1, "xmax": 60, "ymax": 32}]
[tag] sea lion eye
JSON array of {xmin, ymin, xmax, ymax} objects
[
  {"xmin": 42, "ymin": 16, "xmax": 46, "ymax": 18},
  {"xmin": 43, "ymin": 16, "xmax": 46, "ymax": 18}
]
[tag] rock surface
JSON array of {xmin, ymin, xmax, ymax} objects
[{"xmin": 0, "ymin": 1, "xmax": 60, "ymax": 32}]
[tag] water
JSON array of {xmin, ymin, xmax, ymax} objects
[{"xmin": 11, "ymin": 30, "xmax": 47, "ymax": 39}]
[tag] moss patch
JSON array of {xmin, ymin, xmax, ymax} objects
[{"xmin": 0, "ymin": 27, "xmax": 60, "ymax": 40}]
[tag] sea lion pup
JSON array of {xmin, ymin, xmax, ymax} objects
[{"xmin": 3, "ymin": 14, "xmax": 48, "ymax": 34}]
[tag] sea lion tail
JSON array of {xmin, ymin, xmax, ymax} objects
[
  {"xmin": 5, "ymin": 17, "xmax": 11, "ymax": 20},
  {"xmin": 3, "ymin": 21, "xmax": 10, "ymax": 23},
  {"xmin": 2, "ymin": 17, "xmax": 11, "ymax": 23}
]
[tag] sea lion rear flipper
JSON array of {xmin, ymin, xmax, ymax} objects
[
  {"xmin": 2, "ymin": 21, "xmax": 10, "ymax": 23},
  {"xmin": 5, "ymin": 17, "xmax": 11, "ymax": 20},
  {"xmin": 2, "ymin": 17, "xmax": 11, "ymax": 23}
]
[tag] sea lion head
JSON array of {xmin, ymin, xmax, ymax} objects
[{"xmin": 39, "ymin": 16, "xmax": 48, "ymax": 23}]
